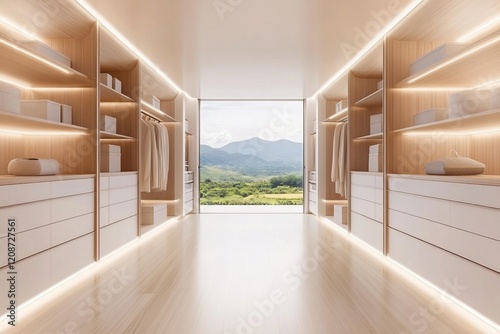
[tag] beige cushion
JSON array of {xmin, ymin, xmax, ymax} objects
[
  {"xmin": 7, "ymin": 158, "xmax": 60, "ymax": 176},
  {"xmin": 425, "ymin": 151, "xmax": 485, "ymax": 175}
]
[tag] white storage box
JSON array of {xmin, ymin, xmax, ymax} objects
[
  {"xmin": 336, "ymin": 100, "xmax": 347, "ymax": 113},
  {"xmin": 61, "ymin": 104, "xmax": 72, "ymax": 124},
  {"xmin": 377, "ymin": 80, "xmax": 383, "ymax": 90},
  {"xmin": 185, "ymin": 171, "xmax": 194, "ymax": 181},
  {"xmin": 101, "ymin": 115, "xmax": 117, "ymax": 133},
  {"xmin": 113, "ymin": 77, "xmax": 122, "ymax": 93},
  {"xmin": 369, "ymin": 144, "xmax": 382, "ymax": 154},
  {"xmin": 412, "ymin": 108, "xmax": 448, "ymax": 125},
  {"xmin": 333, "ymin": 205, "xmax": 347, "ymax": 225},
  {"xmin": 100, "ymin": 73, "xmax": 113, "ymax": 88},
  {"xmin": 309, "ymin": 182, "xmax": 317, "ymax": 193},
  {"xmin": 0, "ymin": 81, "xmax": 21, "ymax": 114},
  {"xmin": 101, "ymin": 144, "xmax": 121, "ymax": 172},
  {"xmin": 143, "ymin": 95, "xmax": 160, "ymax": 109},
  {"xmin": 410, "ymin": 43, "xmax": 467, "ymax": 75},
  {"xmin": 20, "ymin": 100, "xmax": 61, "ymax": 122},
  {"xmin": 492, "ymin": 87, "xmax": 500, "ymax": 110},
  {"xmin": 18, "ymin": 40, "xmax": 71, "ymax": 68},
  {"xmin": 370, "ymin": 113, "xmax": 382, "ymax": 135},
  {"xmin": 369, "ymin": 152, "xmax": 383, "ymax": 172},
  {"xmin": 141, "ymin": 201, "xmax": 167, "ymax": 225},
  {"xmin": 448, "ymin": 90, "xmax": 491, "ymax": 118}
]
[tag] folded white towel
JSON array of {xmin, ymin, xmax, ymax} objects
[{"xmin": 8, "ymin": 158, "xmax": 60, "ymax": 176}]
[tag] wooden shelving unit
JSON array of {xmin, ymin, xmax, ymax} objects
[
  {"xmin": 355, "ymin": 88, "xmax": 383, "ymax": 107},
  {"xmin": 0, "ymin": 111, "xmax": 88, "ymax": 134}
]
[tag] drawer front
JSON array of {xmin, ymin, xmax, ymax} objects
[
  {"xmin": 375, "ymin": 175, "xmax": 383, "ymax": 189},
  {"xmin": 100, "ymin": 176, "xmax": 109, "ymax": 190},
  {"xmin": 51, "ymin": 213, "xmax": 94, "ymax": 247},
  {"xmin": 375, "ymin": 203, "xmax": 383, "ymax": 223},
  {"xmin": 449, "ymin": 183, "xmax": 500, "ymax": 209},
  {"xmin": 309, "ymin": 200, "xmax": 317, "ymax": 215},
  {"xmin": 109, "ymin": 185, "xmax": 137, "ymax": 205},
  {"xmin": 0, "ymin": 225, "xmax": 51, "ymax": 266},
  {"xmin": 308, "ymin": 182, "xmax": 317, "ymax": 193},
  {"xmin": 184, "ymin": 190, "xmax": 194, "ymax": 202},
  {"xmin": 351, "ymin": 173, "xmax": 375, "ymax": 187},
  {"xmin": 100, "ymin": 206, "xmax": 109, "ymax": 228},
  {"xmin": 0, "ymin": 182, "xmax": 51, "ymax": 207},
  {"xmin": 100, "ymin": 223, "xmax": 121, "ymax": 258},
  {"xmin": 351, "ymin": 212, "xmax": 383, "ymax": 253},
  {"xmin": 351, "ymin": 184, "xmax": 375, "ymax": 202},
  {"xmin": 109, "ymin": 174, "xmax": 137, "ymax": 189},
  {"xmin": 309, "ymin": 191, "xmax": 317, "ymax": 203},
  {"xmin": 388, "ymin": 176, "xmax": 449, "ymax": 200},
  {"xmin": 185, "ymin": 182, "xmax": 194, "ymax": 192},
  {"xmin": 109, "ymin": 199, "xmax": 138, "ymax": 224},
  {"xmin": 51, "ymin": 233, "xmax": 94, "ymax": 285},
  {"xmin": 388, "ymin": 191, "xmax": 449, "ymax": 225},
  {"xmin": 119, "ymin": 215, "xmax": 138, "ymax": 245},
  {"xmin": 51, "ymin": 193, "xmax": 94, "ymax": 223},
  {"xmin": 449, "ymin": 202, "xmax": 500, "ymax": 241},
  {"xmin": 51, "ymin": 178, "xmax": 94, "ymax": 198},
  {"xmin": 0, "ymin": 200, "xmax": 50, "ymax": 237},
  {"xmin": 374, "ymin": 188, "xmax": 383, "ymax": 205},
  {"xmin": 351, "ymin": 197, "xmax": 375, "ymax": 220},
  {"xmin": 100, "ymin": 188, "xmax": 109, "ymax": 207},
  {"xmin": 184, "ymin": 200, "xmax": 194, "ymax": 214}
]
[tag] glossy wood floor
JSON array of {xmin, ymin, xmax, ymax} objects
[{"xmin": 1, "ymin": 214, "xmax": 497, "ymax": 334}]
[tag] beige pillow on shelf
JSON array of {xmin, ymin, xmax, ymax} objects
[
  {"xmin": 425, "ymin": 150, "xmax": 485, "ymax": 175},
  {"xmin": 7, "ymin": 158, "xmax": 61, "ymax": 176}
]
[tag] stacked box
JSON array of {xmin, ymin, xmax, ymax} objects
[
  {"xmin": 336, "ymin": 100, "xmax": 347, "ymax": 113},
  {"xmin": 100, "ymin": 73, "xmax": 113, "ymax": 88},
  {"xmin": 101, "ymin": 144, "xmax": 121, "ymax": 172},
  {"xmin": 369, "ymin": 144, "xmax": 383, "ymax": 172},
  {"xmin": 410, "ymin": 43, "xmax": 467, "ymax": 75},
  {"xmin": 113, "ymin": 77, "xmax": 122, "ymax": 93},
  {"xmin": 19, "ymin": 40, "xmax": 71, "ymax": 67},
  {"xmin": 370, "ymin": 113, "xmax": 382, "ymax": 135},
  {"xmin": 0, "ymin": 81, "xmax": 21, "ymax": 114},
  {"xmin": 61, "ymin": 104, "xmax": 72, "ymax": 124},
  {"xmin": 141, "ymin": 201, "xmax": 167, "ymax": 225},
  {"xmin": 101, "ymin": 115, "xmax": 117, "ymax": 133}
]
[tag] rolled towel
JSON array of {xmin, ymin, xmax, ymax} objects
[{"xmin": 8, "ymin": 158, "xmax": 61, "ymax": 176}]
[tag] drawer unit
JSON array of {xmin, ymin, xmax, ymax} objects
[
  {"xmin": 100, "ymin": 215, "xmax": 138, "ymax": 258},
  {"xmin": 50, "ymin": 233, "xmax": 94, "ymax": 285},
  {"xmin": 108, "ymin": 199, "xmax": 138, "ymax": 226},
  {"xmin": 51, "ymin": 192, "xmax": 94, "ymax": 223},
  {"xmin": 0, "ymin": 225, "xmax": 51, "ymax": 267},
  {"xmin": 109, "ymin": 185, "xmax": 137, "ymax": 205},
  {"xmin": 51, "ymin": 178, "xmax": 94, "ymax": 198},
  {"xmin": 0, "ymin": 200, "xmax": 51, "ymax": 237},
  {"xmin": 185, "ymin": 190, "xmax": 194, "ymax": 202},
  {"xmin": 184, "ymin": 200, "xmax": 194, "ymax": 215},
  {"xmin": 0, "ymin": 182, "xmax": 51, "ymax": 207},
  {"xmin": 50, "ymin": 213, "xmax": 94, "ymax": 247},
  {"xmin": 185, "ymin": 181, "xmax": 194, "ymax": 192},
  {"xmin": 351, "ymin": 212, "xmax": 383, "ymax": 252},
  {"xmin": 309, "ymin": 200, "xmax": 318, "ymax": 215},
  {"xmin": 308, "ymin": 182, "xmax": 317, "ymax": 193}
]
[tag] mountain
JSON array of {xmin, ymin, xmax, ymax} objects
[
  {"xmin": 218, "ymin": 137, "xmax": 303, "ymax": 163},
  {"xmin": 200, "ymin": 138, "xmax": 303, "ymax": 180}
]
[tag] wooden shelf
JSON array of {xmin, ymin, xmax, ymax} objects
[
  {"xmin": 398, "ymin": 30, "xmax": 500, "ymax": 88},
  {"xmin": 0, "ymin": 111, "xmax": 88, "ymax": 135},
  {"xmin": 394, "ymin": 108, "xmax": 500, "ymax": 134},
  {"xmin": 0, "ymin": 38, "xmax": 92, "ymax": 87},
  {"xmin": 355, "ymin": 132, "xmax": 383, "ymax": 140},
  {"xmin": 389, "ymin": 173, "xmax": 500, "ymax": 187},
  {"xmin": 355, "ymin": 88, "xmax": 383, "ymax": 107},
  {"xmin": 324, "ymin": 108, "xmax": 348, "ymax": 122},
  {"xmin": 141, "ymin": 100, "xmax": 176, "ymax": 122},
  {"xmin": 100, "ymin": 84, "xmax": 134, "ymax": 103},
  {"xmin": 100, "ymin": 131, "xmax": 134, "ymax": 140},
  {"xmin": 0, "ymin": 174, "xmax": 95, "ymax": 185}
]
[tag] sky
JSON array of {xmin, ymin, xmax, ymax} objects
[{"xmin": 200, "ymin": 100, "xmax": 303, "ymax": 148}]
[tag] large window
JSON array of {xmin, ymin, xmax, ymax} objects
[{"xmin": 200, "ymin": 100, "xmax": 303, "ymax": 213}]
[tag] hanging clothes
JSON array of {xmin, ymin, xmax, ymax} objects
[
  {"xmin": 331, "ymin": 121, "xmax": 348, "ymax": 198},
  {"xmin": 140, "ymin": 118, "xmax": 151, "ymax": 193},
  {"xmin": 331, "ymin": 122, "xmax": 343, "ymax": 183}
]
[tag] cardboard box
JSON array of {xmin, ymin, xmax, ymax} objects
[
  {"xmin": 101, "ymin": 144, "xmax": 121, "ymax": 172},
  {"xmin": 101, "ymin": 115, "xmax": 117, "ymax": 133},
  {"xmin": 19, "ymin": 40, "xmax": 71, "ymax": 67},
  {"xmin": 100, "ymin": 73, "xmax": 112, "ymax": 88},
  {"xmin": 333, "ymin": 205, "xmax": 347, "ymax": 225},
  {"xmin": 61, "ymin": 104, "xmax": 72, "ymax": 124},
  {"xmin": 412, "ymin": 108, "xmax": 448, "ymax": 125},
  {"xmin": 113, "ymin": 77, "xmax": 122, "ymax": 93},
  {"xmin": 0, "ymin": 81, "xmax": 20, "ymax": 114},
  {"xmin": 141, "ymin": 201, "xmax": 167, "ymax": 225},
  {"xmin": 20, "ymin": 100, "xmax": 61, "ymax": 122},
  {"xmin": 410, "ymin": 43, "xmax": 467, "ymax": 75}
]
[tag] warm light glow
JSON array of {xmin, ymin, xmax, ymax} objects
[
  {"xmin": 473, "ymin": 78, "xmax": 500, "ymax": 90},
  {"xmin": 314, "ymin": 0, "xmax": 424, "ymax": 97},
  {"xmin": 0, "ymin": 16, "xmax": 40, "ymax": 40},
  {"xmin": 75, "ymin": 0, "xmax": 190, "ymax": 99},
  {"xmin": 325, "ymin": 107, "xmax": 348, "ymax": 121},
  {"xmin": 0, "ymin": 38, "xmax": 71, "ymax": 74},
  {"xmin": 0, "ymin": 129, "xmax": 86, "ymax": 136},
  {"xmin": 397, "ymin": 87, "xmax": 466, "ymax": 92},
  {"xmin": 458, "ymin": 16, "xmax": 500, "ymax": 43},
  {"xmin": 403, "ymin": 128, "xmax": 500, "ymax": 136},
  {"xmin": 407, "ymin": 35, "xmax": 500, "ymax": 84},
  {"xmin": 0, "ymin": 76, "xmax": 31, "ymax": 89}
]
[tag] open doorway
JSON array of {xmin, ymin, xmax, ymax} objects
[{"xmin": 199, "ymin": 100, "xmax": 304, "ymax": 213}]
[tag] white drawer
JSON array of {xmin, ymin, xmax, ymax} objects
[
  {"xmin": 374, "ymin": 188, "xmax": 383, "ymax": 205},
  {"xmin": 351, "ymin": 184, "xmax": 375, "ymax": 202},
  {"xmin": 185, "ymin": 182, "xmax": 194, "ymax": 192},
  {"xmin": 0, "ymin": 225, "xmax": 51, "ymax": 266},
  {"xmin": 51, "ymin": 233, "xmax": 94, "ymax": 285},
  {"xmin": 109, "ymin": 185, "xmax": 137, "ymax": 205},
  {"xmin": 51, "ymin": 213, "xmax": 94, "ymax": 247},
  {"xmin": 375, "ymin": 203, "xmax": 383, "ymax": 223},
  {"xmin": 51, "ymin": 178, "xmax": 94, "ymax": 198},
  {"xmin": 184, "ymin": 190, "xmax": 194, "ymax": 202},
  {"xmin": 449, "ymin": 183, "xmax": 500, "ymax": 209},
  {"xmin": 0, "ymin": 182, "xmax": 51, "ymax": 207},
  {"xmin": 351, "ymin": 173, "xmax": 376, "ymax": 187},
  {"xmin": 449, "ymin": 202, "xmax": 500, "ymax": 241},
  {"xmin": 100, "ymin": 176, "xmax": 109, "ymax": 190},
  {"xmin": 351, "ymin": 212, "xmax": 383, "ymax": 253},
  {"xmin": 100, "ymin": 206, "xmax": 109, "ymax": 227},
  {"xmin": 309, "ymin": 191, "xmax": 317, "ymax": 203},
  {"xmin": 309, "ymin": 200, "xmax": 317, "ymax": 215},
  {"xmin": 100, "ymin": 222, "xmax": 120, "ymax": 258},
  {"xmin": 119, "ymin": 215, "xmax": 138, "ymax": 245},
  {"xmin": 51, "ymin": 193, "xmax": 94, "ymax": 223},
  {"xmin": 109, "ymin": 199, "xmax": 138, "ymax": 224},
  {"xmin": 308, "ymin": 182, "xmax": 317, "ymax": 193},
  {"xmin": 388, "ymin": 191, "xmax": 449, "ymax": 224},
  {"xmin": 184, "ymin": 200, "xmax": 194, "ymax": 214},
  {"xmin": 388, "ymin": 176, "xmax": 449, "ymax": 200},
  {"xmin": 0, "ymin": 200, "xmax": 51, "ymax": 237},
  {"xmin": 100, "ymin": 188, "xmax": 109, "ymax": 207},
  {"xmin": 375, "ymin": 175, "xmax": 383, "ymax": 189},
  {"xmin": 11, "ymin": 250, "xmax": 51, "ymax": 305},
  {"xmin": 351, "ymin": 197, "xmax": 375, "ymax": 220},
  {"xmin": 109, "ymin": 173, "xmax": 137, "ymax": 189}
]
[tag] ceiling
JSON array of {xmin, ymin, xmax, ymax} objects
[{"xmin": 81, "ymin": 0, "xmax": 416, "ymax": 99}]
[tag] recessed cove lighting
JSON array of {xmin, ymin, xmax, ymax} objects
[{"xmin": 458, "ymin": 16, "xmax": 500, "ymax": 43}]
